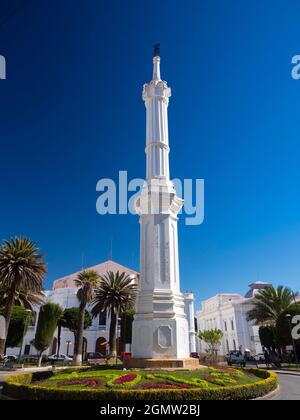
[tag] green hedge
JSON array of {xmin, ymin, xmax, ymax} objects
[{"xmin": 2, "ymin": 368, "xmax": 278, "ymax": 400}]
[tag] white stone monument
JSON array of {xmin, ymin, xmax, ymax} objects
[{"xmin": 128, "ymin": 45, "xmax": 198, "ymax": 368}]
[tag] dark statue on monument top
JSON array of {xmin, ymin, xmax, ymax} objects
[{"xmin": 153, "ymin": 43, "xmax": 160, "ymax": 57}]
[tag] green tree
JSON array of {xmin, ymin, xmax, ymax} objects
[
  {"xmin": 91, "ymin": 271, "xmax": 138, "ymax": 358},
  {"xmin": 276, "ymin": 303, "xmax": 300, "ymax": 352},
  {"xmin": 198, "ymin": 329, "xmax": 224, "ymax": 362},
  {"xmin": 247, "ymin": 285, "xmax": 296, "ymax": 325},
  {"xmin": 0, "ymin": 237, "xmax": 46, "ymax": 355},
  {"xmin": 61, "ymin": 307, "xmax": 92, "ymax": 357},
  {"xmin": 120, "ymin": 309, "xmax": 135, "ymax": 347},
  {"xmin": 73, "ymin": 270, "xmax": 100, "ymax": 365},
  {"xmin": 0, "ymin": 306, "xmax": 31, "ymax": 348},
  {"xmin": 258, "ymin": 325, "xmax": 277, "ymax": 351},
  {"xmin": 33, "ymin": 302, "xmax": 63, "ymax": 366}
]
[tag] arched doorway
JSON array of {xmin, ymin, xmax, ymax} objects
[
  {"xmin": 116, "ymin": 337, "xmax": 124, "ymax": 356},
  {"xmin": 82, "ymin": 337, "xmax": 87, "ymax": 360},
  {"xmin": 95, "ymin": 337, "xmax": 107, "ymax": 357},
  {"xmin": 51, "ymin": 337, "xmax": 57, "ymax": 355}
]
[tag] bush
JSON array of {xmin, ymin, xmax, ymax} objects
[
  {"xmin": 2, "ymin": 368, "xmax": 277, "ymax": 400},
  {"xmin": 145, "ymin": 373, "xmax": 210, "ymax": 388}
]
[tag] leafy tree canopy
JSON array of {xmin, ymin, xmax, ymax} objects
[
  {"xmin": 120, "ymin": 309, "xmax": 135, "ymax": 344},
  {"xmin": 258, "ymin": 325, "xmax": 277, "ymax": 350},
  {"xmin": 33, "ymin": 302, "xmax": 63, "ymax": 353},
  {"xmin": 0, "ymin": 306, "xmax": 31, "ymax": 348},
  {"xmin": 61, "ymin": 307, "xmax": 92, "ymax": 334},
  {"xmin": 276, "ymin": 303, "xmax": 300, "ymax": 349}
]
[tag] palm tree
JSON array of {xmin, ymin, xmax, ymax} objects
[
  {"xmin": 73, "ymin": 270, "xmax": 100, "ymax": 365},
  {"xmin": 247, "ymin": 285, "xmax": 297, "ymax": 325},
  {"xmin": 91, "ymin": 271, "xmax": 138, "ymax": 359},
  {"xmin": 0, "ymin": 288, "xmax": 45, "ymax": 311},
  {"xmin": 0, "ymin": 237, "xmax": 46, "ymax": 355}
]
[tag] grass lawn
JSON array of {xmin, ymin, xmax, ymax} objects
[{"xmin": 35, "ymin": 365, "xmax": 260, "ymax": 390}]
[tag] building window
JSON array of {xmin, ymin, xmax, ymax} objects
[
  {"xmin": 24, "ymin": 344, "xmax": 31, "ymax": 355},
  {"xmin": 231, "ymin": 320, "xmax": 234, "ymax": 331},
  {"xmin": 233, "ymin": 339, "xmax": 236, "ymax": 350},
  {"xmin": 224, "ymin": 321, "xmax": 227, "ymax": 332},
  {"xmin": 226, "ymin": 339, "xmax": 229, "ymax": 353},
  {"xmin": 31, "ymin": 311, "xmax": 37, "ymax": 326},
  {"xmin": 194, "ymin": 317, "xmax": 198, "ymax": 332},
  {"xmin": 99, "ymin": 310, "xmax": 106, "ymax": 326}
]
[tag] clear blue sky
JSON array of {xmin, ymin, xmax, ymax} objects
[{"xmin": 0, "ymin": 0, "xmax": 300, "ymax": 308}]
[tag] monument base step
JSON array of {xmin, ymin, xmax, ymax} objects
[{"xmin": 124, "ymin": 357, "xmax": 200, "ymax": 369}]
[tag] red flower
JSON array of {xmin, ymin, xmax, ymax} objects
[
  {"xmin": 114, "ymin": 374, "xmax": 137, "ymax": 385},
  {"xmin": 59, "ymin": 378, "xmax": 97, "ymax": 387}
]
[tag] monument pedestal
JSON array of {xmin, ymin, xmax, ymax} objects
[{"xmin": 124, "ymin": 357, "xmax": 200, "ymax": 369}]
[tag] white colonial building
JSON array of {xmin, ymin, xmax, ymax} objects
[
  {"xmin": 7, "ymin": 260, "xmax": 196, "ymax": 359},
  {"xmin": 196, "ymin": 282, "xmax": 274, "ymax": 356}
]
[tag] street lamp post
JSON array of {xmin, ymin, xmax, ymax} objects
[
  {"xmin": 18, "ymin": 309, "xmax": 32, "ymax": 364},
  {"xmin": 66, "ymin": 340, "xmax": 71, "ymax": 357},
  {"xmin": 286, "ymin": 314, "xmax": 299, "ymax": 368}
]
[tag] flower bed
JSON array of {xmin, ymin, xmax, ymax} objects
[{"xmin": 2, "ymin": 368, "xmax": 278, "ymax": 400}]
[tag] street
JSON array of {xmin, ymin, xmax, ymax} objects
[{"xmin": 267, "ymin": 373, "xmax": 300, "ymax": 400}]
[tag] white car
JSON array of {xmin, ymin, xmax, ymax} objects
[
  {"xmin": 253, "ymin": 353, "xmax": 265, "ymax": 362},
  {"xmin": 3, "ymin": 355, "xmax": 17, "ymax": 361},
  {"xmin": 48, "ymin": 354, "xmax": 72, "ymax": 362},
  {"xmin": 227, "ymin": 351, "xmax": 246, "ymax": 367}
]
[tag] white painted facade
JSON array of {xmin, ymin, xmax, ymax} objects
[
  {"xmin": 195, "ymin": 282, "xmax": 273, "ymax": 356},
  {"xmin": 7, "ymin": 260, "xmax": 139, "ymax": 358},
  {"xmin": 131, "ymin": 50, "xmax": 190, "ymax": 359},
  {"xmin": 6, "ymin": 260, "xmax": 196, "ymax": 358}
]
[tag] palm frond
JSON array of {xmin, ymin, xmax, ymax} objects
[
  {"xmin": 247, "ymin": 285, "xmax": 295, "ymax": 325},
  {"xmin": 91, "ymin": 271, "xmax": 138, "ymax": 318},
  {"xmin": 0, "ymin": 237, "xmax": 46, "ymax": 294}
]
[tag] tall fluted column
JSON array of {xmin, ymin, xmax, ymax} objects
[{"xmin": 130, "ymin": 46, "xmax": 190, "ymax": 363}]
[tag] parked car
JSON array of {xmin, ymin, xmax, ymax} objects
[
  {"xmin": 48, "ymin": 354, "xmax": 72, "ymax": 362},
  {"xmin": 120, "ymin": 352, "xmax": 132, "ymax": 361},
  {"xmin": 253, "ymin": 353, "xmax": 265, "ymax": 362},
  {"xmin": 3, "ymin": 355, "xmax": 17, "ymax": 361},
  {"xmin": 227, "ymin": 350, "xmax": 246, "ymax": 367},
  {"xmin": 86, "ymin": 352, "xmax": 104, "ymax": 364},
  {"xmin": 190, "ymin": 352, "xmax": 200, "ymax": 359}
]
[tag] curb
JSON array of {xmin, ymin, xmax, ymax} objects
[
  {"xmin": 274, "ymin": 370, "xmax": 300, "ymax": 377},
  {"xmin": 254, "ymin": 384, "xmax": 280, "ymax": 400}
]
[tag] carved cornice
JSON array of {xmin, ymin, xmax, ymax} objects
[{"xmin": 142, "ymin": 80, "xmax": 171, "ymax": 103}]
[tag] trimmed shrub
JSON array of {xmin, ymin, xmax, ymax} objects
[
  {"xmin": 145, "ymin": 373, "xmax": 210, "ymax": 388},
  {"xmin": 2, "ymin": 368, "xmax": 277, "ymax": 400}
]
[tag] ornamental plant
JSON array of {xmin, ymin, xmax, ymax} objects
[
  {"xmin": 59, "ymin": 378, "xmax": 97, "ymax": 387},
  {"xmin": 114, "ymin": 374, "xmax": 137, "ymax": 384},
  {"xmin": 32, "ymin": 302, "xmax": 63, "ymax": 366},
  {"xmin": 106, "ymin": 373, "xmax": 141, "ymax": 388},
  {"xmin": 140, "ymin": 383, "xmax": 191, "ymax": 390},
  {"xmin": 145, "ymin": 373, "xmax": 210, "ymax": 388}
]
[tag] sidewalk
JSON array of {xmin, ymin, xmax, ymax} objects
[{"xmin": 273, "ymin": 369, "xmax": 300, "ymax": 376}]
